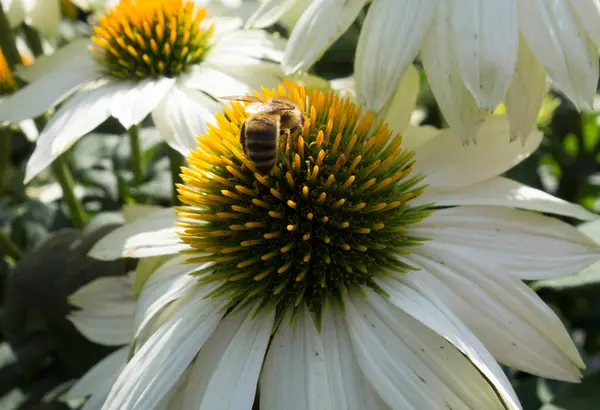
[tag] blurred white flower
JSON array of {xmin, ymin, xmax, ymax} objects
[
  {"xmin": 251, "ymin": 0, "xmax": 600, "ymax": 144},
  {"xmin": 246, "ymin": 0, "xmax": 309, "ymax": 31},
  {"xmin": 1, "ymin": 0, "xmax": 61, "ymax": 37},
  {"xmin": 0, "ymin": 0, "xmax": 286, "ymax": 184},
  {"xmin": 89, "ymin": 83, "xmax": 599, "ymax": 410}
]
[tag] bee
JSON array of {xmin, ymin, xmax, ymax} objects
[{"xmin": 221, "ymin": 95, "xmax": 304, "ymax": 175}]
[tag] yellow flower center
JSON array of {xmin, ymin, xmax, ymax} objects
[
  {"xmin": 90, "ymin": 0, "xmax": 214, "ymax": 80},
  {"xmin": 177, "ymin": 82, "xmax": 431, "ymax": 319},
  {"xmin": 0, "ymin": 49, "xmax": 17, "ymax": 95}
]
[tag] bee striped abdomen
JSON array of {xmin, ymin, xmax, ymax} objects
[{"xmin": 243, "ymin": 116, "xmax": 279, "ymax": 174}]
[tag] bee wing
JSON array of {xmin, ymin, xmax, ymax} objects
[{"xmin": 245, "ymin": 99, "xmax": 300, "ymax": 114}]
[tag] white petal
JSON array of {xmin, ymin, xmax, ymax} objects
[
  {"xmin": 504, "ymin": 36, "xmax": 547, "ymax": 142},
  {"xmin": 101, "ymin": 290, "xmax": 226, "ymax": 410},
  {"xmin": 412, "ymin": 115, "xmax": 542, "ymax": 191},
  {"xmin": 151, "ymin": 83, "xmax": 220, "ymax": 157},
  {"xmin": 245, "ymin": 0, "xmax": 298, "ymax": 29},
  {"xmin": 568, "ymin": 0, "xmax": 600, "ymax": 49},
  {"xmin": 192, "ymin": 305, "xmax": 274, "ymax": 410},
  {"xmin": 414, "ymin": 176, "xmax": 597, "ymax": 221},
  {"xmin": 344, "ymin": 291, "xmax": 508, "ymax": 410},
  {"xmin": 181, "ymin": 306, "xmax": 247, "ymax": 410},
  {"xmin": 407, "ymin": 248, "xmax": 585, "ymax": 381},
  {"xmin": 451, "ymin": 0, "xmax": 518, "ymax": 108},
  {"xmin": 411, "ymin": 206, "xmax": 600, "ymax": 280},
  {"xmin": 0, "ymin": 56, "xmax": 100, "ymax": 123},
  {"xmin": 69, "ymin": 273, "xmax": 135, "ymax": 346},
  {"xmin": 260, "ymin": 306, "xmax": 332, "ymax": 410},
  {"xmin": 18, "ymin": 119, "xmax": 38, "ymax": 142},
  {"xmin": 16, "ymin": 39, "xmax": 94, "ymax": 82},
  {"xmin": 321, "ymin": 306, "xmax": 390, "ymax": 410},
  {"xmin": 3, "ymin": 0, "xmax": 25, "ymax": 27},
  {"xmin": 420, "ymin": 1, "xmax": 491, "ymax": 143},
  {"xmin": 182, "ymin": 60, "xmax": 283, "ymax": 100},
  {"xmin": 88, "ymin": 207, "xmax": 187, "ymax": 260},
  {"xmin": 132, "ymin": 254, "xmax": 174, "ymax": 299},
  {"xmin": 518, "ymin": 0, "xmax": 599, "ymax": 109},
  {"xmin": 209, "ymin": 29, "xmax": 284, "ymax": 63},
  {"xmin": 121, "ymin": 204, "xmax": 166, "ymax": 223},
  {"xmin": 110, "ymin": 78, "xmax": 175, "ymax": 129},
  {"xmin": 379, "ymin": 64, "xmax": 420, "ymax": 134},
  {"xmin": 398, "ymin": 124, "xmax": 440, "ymax": 152},
  {"xmin": 23, "ymin": 0, "xmax": 61, "ymax": 38},
  {"xmin": 23, "ymin": 81, "xmax": 120, "ymax": 183},
  {"xmin": 134, "ymin": 255, "xmax": 204, "ymax": 338},
  {"xmin": 65, "ymin": 346, "xmax": 128, "ymax": 409},
  {"xmin": 355, "ymin": 0, "xmax": 435, "ymax": 112},
  {"xmin": 282, "ymin": 0, "xmax": 366, "ymax": 74},
  {"xmin": 375, "ymin": 278, "xmax": 522, "ymax": 410}
]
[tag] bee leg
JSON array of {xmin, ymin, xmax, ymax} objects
[
  {"xmin": 239, "ymin": 121, "xmax": 248, "ymax": 155},
  {"xmin": 278, "ymin": 129, "xmax": 292, "ymax": 169}
]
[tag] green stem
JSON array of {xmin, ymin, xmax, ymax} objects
[
  {"xmin": 22, "ymin": 24, "xmax": 44, "ymax": 57},
  {"xmin": 0, "ymin": 229, "xmax": 21, "ymax": 261},
  {"xmin": 167, "ymin": 145, "xmax": 184, "ymax": 204},
  {"xmin": 0, "ymin": 4, "xmax": 22, "ymax": 69},
  {"xmin": 0, "ymin": 128, "xmax": 11, "ymax": 196},
  {"xmin": 51, "ymin": 155, "xmax": 88, "ymax": 229},
  {"xmin": 128, "ymin": 125, "xmax": 144, "ymax": 185}
]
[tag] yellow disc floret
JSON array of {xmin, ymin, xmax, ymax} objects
[
  {"xmin": 177, "ymin": 82, "xmax": 432, "ymax": 321},
  {"xmin": 90, "ymin": 0, "xmax": 214, "ymax": 79},
  {"xmin": 0, "ymin": 50, "xmax": 17, "ymax": 95}
]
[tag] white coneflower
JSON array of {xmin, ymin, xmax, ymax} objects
[
  {"xmin": 1, "ymin": 0, "xmax": 61, "ymax": 37},
  {"xmin": 87, "ymin": 82, "xmax": 600, "ymax": 410},
  {"xmin": 248, "ymin": 0, "xmax": 600, "ymax": 144},
  {"xmin": 0, "ymin": 0, "xmax": 286, "ymax": 183}
]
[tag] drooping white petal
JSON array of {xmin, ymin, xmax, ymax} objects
[
  {"xmin": 181, "ymin": 306, "xmax": 247, "ymax": 410},
  {"xmin": 344, "ymin": 291, "xmax": 508, "ymax": 410},
  {"xmin": 65, "ymin": 346, "xmax": 128, "ymax": 410},
  {"xmin": 0, "ymin": 52, "xmax": 100, "ymax": 123},
  {"xmin": 69, "ymin": 273, "xmax": 135, "ymax": 346},
  {"xmin": 412, "ymin": 115, "xmax": 542, "ymax": 191},
  {"xmin": 134, "ymin": 255, "xmax": 205, "ymax": 338},
  {"xmin": 89, "ymin": 207, "xmax": 186, "ymax": 260},
  {"xmin": 355, "ymin": 0, "xmax": 436, "ymax": 112},
  {"xmin": 414, "ymin": 176, "xmax": 597, "ymax": 221},
  {"xmin": 210, "ymin": 29, "xmax": 285, "ymax": 64},
  {"xmin": 504, "ymin": 36, "xmax": 547, "ymax": 142},
  {"xmin": 24, "ymin": 81, "xmax": 122, "ymax": 183},
  {"xmin": 379, "ymin": 64, "xmax": 420, "ymax": 135},
  {"xmin": 398, "ymin": 124, "xmax": 439, "ymax": 152},
  {"xmin": 375, "ymin": 277, "xmax": 522, "ymax": 410},
  {"xmin": 420, "ymin": 1, "xmax": 491, "ymax": 143},
  {"xmin": 518, "ymin": 0, "xmax": 599, "ymax": 109},
  {"xmin": 101, "ymin": 289, "xmax": 226, "ymax": 410},
  {"xmin": 568, "ymin": 0, "xmax": 600, "ymax": 49},
  {"xmin": 260, "ymin": 306, "xmax": 332, "ymax": 410},
  {"xmin": 151, "ymin": 84, "xmax": 220, "ymax": 157},
  {"xmin": 245, "ymin": 0, "xmax": 298, "ymax": 29},
  {"xmin": 407, "ymin": 249, "xmax": 585, "ymax": 381},
  {"xmin": 410, "ymin": 206, "xmax": 600, "ymax": 280},
  {"xmin": 321, "ymin": 305, "xmax": 390, "ymax": 410},
  {"xmin": 110, "ymin": 78, "xmax": 175, "ymax": 129},
  {"xmin": 282, "ymin": 0, "xmax": 366, "ymax": 74},
  {"xmin": 16, "ymin": 39, "xmax": 94, "ymax": 82},
  {"xmin": 190, "ymin": 305, "xmax": 274, "ymax": 410},
  {"xmin": 450, "ymin": 0, "xmax": 518, "ymax": 108}
]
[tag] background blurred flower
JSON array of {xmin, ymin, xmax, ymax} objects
[
  {"xmin": 90, "ymin": 83, "xmax": 598, "ymax": 410},
  {"xmin": 251, "ymin": 0, "xmax": 600, "ymax": 145},
  {"xmin": 1, "ymin": 0, "xmax": 61, "ymax": 37},
  {"xmin": 0, "ymin": 0, "xmax": 286, "ymax": 184}
]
